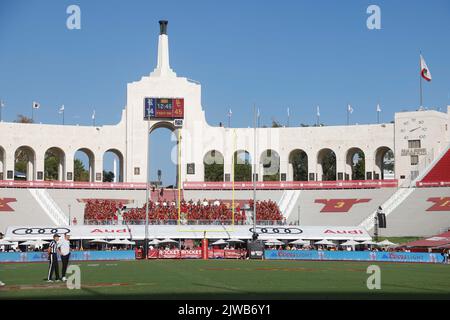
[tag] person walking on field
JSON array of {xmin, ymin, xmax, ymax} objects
[{"xmin": 58, "ymin": 234, "xmax": 72, "ymax": 281}]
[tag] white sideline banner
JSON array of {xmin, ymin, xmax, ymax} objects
[{"xmin": 5, "ymin": 225, "xmax": 371, "ymax": 241}]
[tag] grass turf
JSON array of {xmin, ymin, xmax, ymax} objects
[{"xmin": 0, "ymin": 259, "xmax": 449, "ymax": 299}]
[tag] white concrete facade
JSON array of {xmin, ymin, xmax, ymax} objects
[{"xmin": 1, "ymin": 21, "xmax": 449, "ymax": 186}]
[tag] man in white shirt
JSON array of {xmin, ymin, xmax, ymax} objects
[{"xmin": 58, "ymin": 234, "xmax": 71, "ymax": 282}]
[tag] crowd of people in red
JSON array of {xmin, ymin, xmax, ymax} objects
[{"xmin": 84, "ymin": 199, "xmax": 283, "ymax": 224}]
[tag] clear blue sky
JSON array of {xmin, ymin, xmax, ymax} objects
[{"xmin": 1, "ymin": 0, "xmax": 449, "ymax": 185}]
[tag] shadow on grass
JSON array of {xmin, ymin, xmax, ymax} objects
[{"xmin": 4, "ymin": 291, "xmax": 450, "ymax": 300}]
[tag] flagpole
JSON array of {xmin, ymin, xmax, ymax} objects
[
  {"xmin": 419, "ymin": 52, "xmax": 423, "ymax": 108},
  {"xmin": 316, "ymin": 106, "xmax": 320, "ymax": 126},
  {"xmin": 257, "ymin": 109, "xmax": 260, "ymax": 128},
  {"xmin": 287, "ymin": 107, "xmax": 290, "ymax": 127},
  {"xmin": 31, "ymin": 104, "xmax": 34, "ymax": 123},
  {"xmin": 346, "ymin": 106, "xmax": 349, "ymax": 126},
  {"xmin": 0, "ymin": 101, "xmax": 3, "ymax": 122}
]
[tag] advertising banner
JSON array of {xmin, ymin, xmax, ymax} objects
[
  {"xmin": 147, "ymin": 249, "xmax": 244, "ymax": 259},
  {"xmin": 264, "ymin": 250, "xmax": 444, "ymax": 264},
  {"xmin": 5, "ymin": 225, "xmax": 372, "ymax": 241},
  {"xmin": 0, "ymin": 250, "xmax": 135, "ymax": 263},
  {"xmin": 183, "ymin": 180, "xmax": 398, "ymax": 190}
]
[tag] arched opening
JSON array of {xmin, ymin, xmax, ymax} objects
[
  {"xmin": 317, "ymin": 148, "xmax": 336, "ymax": 181},
  {"xmin": 346, "ymin": 148, "xmax": 365, "ymax": 180},
  {"xmin": 0, "ymin": 146, "xmax": 5, "ymax": 180},
  {"xmin": 103, "ymin": 149, "xmax": 124, "ymax": 182},
  {"xmin": 74, "ymin": 148, "xmax": 95, "ymax": 182},
  {"xmin": 149, "ymin": 122, "xmax": 178, "ymax": 188},
  {"xmin": 375, "ymin": 147, "xmax": 394, "ymax": 180},
  {"xmin": 260, "ymin": 149, "xmax": 280, "ymax": 181},
  {"xmin": 288, "ymin": 149, "xmax": 308, "ymax": 181},
  {"xmin": 44, "ymin": 147, "xmax": 65, "ymax": 181},
  {"xmin": 233, "ymin": 150, "xmax": 252, "ymax": 182},
  {"xmin": 14, "ymin": 146, "xmax": 35, "ymax": 181},
  {"xmin": 203, "ymin": 150, "xmax": 224, "ymax": 182}
]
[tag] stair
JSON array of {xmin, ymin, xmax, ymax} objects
[
  {"xmin": 29, "ymin": 189, "xmax": 68, "ymax": 226},
  {"xmin": 358, "ymin": 187, "xmax": 414, "ymax": 231},
  {"xmin": 278, "ymin": 190, "xmax": 301, "ymax": 219}
]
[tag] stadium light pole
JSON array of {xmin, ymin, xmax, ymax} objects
[
  {"xmin": 144, "ymin": 120, "xmax": 150, "ymax": 259},
  {"xmin": 252, "ymin": 104, "xmax": 257, "ymax": 240}
]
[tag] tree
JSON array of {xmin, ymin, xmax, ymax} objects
[
  {"xmin": 234, "ymin": 153, "xmax": 252, "ymax": 181},
  {"xmin": 204, "ymin": 163, "xmax": 223, "ymax": 182},
  {"xmin": 291, "ymin": 151, "xmax": 308, "ymax": 181},
  {"xmin": 45, "ymin": 153, "xmax": 59, "ymax": 180},
  {"xmin": 74, "ymin": 159, "xmax": 89, "ymax": 181},
  {"xmin": 15, "ymin": 115, "xmax": 33, "ymax": 123},
  {"xmin": 103, "ymin": 170, "xmax": 115, "ymax": 182},
  {"xmin": 321, "ymin": 151, "xmax": 336, "ymax": 181},
  {"xmin": 271, "ymin": 120, "xmax": 282, "ymax": 128}
]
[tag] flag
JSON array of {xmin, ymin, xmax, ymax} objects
[
  {"xmin": 287, "ymin": 107, "xmax": 290, "ymax": 117},
  {"xmin": 228, "ymin": 108, "xmax": 232, "ymax": 116},
  {"xmin": 316, "ymin": 106, "xmax": 320, "ymax": 117},
  {"xmin": 32, "ymin": 101, "xmax": 40, "ymax": 109},
  {"xmin": 376, "ymin": 104, "xmax": 381, "ymax": 112},
  {"xmin": 347, "ymin": 104, "xmax": 354, "ymax": 114},
  {"xmin": 91, "ymin": 110, "xmax": 96, "ymax": 120},
  {"xmin": 0, "ymin": 101, "xmax": 4, "ymax": 108},
  {"xmin": 58, "ymin": 105, "xmax": 65, "ymax": 114},
  {"xmin": 420, "ymin": 54, "xmax": 432, "ymax": 81},
  {"xmin": 257, "ymin": 108, "xmax": 260, "ymax": 118}
]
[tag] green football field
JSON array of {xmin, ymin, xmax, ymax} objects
[{"xmin": 0, "ymin": 259, "xmax": 449, "ymax": 299}]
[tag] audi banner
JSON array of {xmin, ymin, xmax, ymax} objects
[{"xmin": 4, "ymin": 225, "xmax": 371, "ymax": 241}]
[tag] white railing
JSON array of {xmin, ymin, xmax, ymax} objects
[
  {"xmin": 358, "ymin": 187, "xmax": 414, "ymax": 231},
  {"xmin": 29, "ymin": 189, "xmax": 68, "ymax": 226},
  {"xmin": 284, "ymin": 190, "xmax": 301, "ymax": 220}
]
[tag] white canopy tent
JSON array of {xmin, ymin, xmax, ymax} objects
[
  {"xmin": 361, "ymin": 240, "xmax": 379, "ymax": 246},
  {"xmin": 121, "ymin": 239, "xmax": 136, "ymax": 245},
  {"xmin": 0, "ymin": 239, "xmax": 13, "ymax": 246},
  {"xmin": 148, "ymin": 239, "xmax": 161, "ymax": 245},
  {"xmin": 265, "ymin": 239, "xmax": 284, "ymax": 246},
  {"xmin": 89, "ymin": 239, "xmax": 108, "ymax": 244},
  {"xmin": 340, "ymin": 240, "xmax": 361, "ymax": 246},
  {"xmin": 226, "ymin": 238, "xmax": 244, "ymax": 243},
  {"xmin": 315, "ymin": 239, "xmax": 336, "ymax": 246},
  {"xmin": 377, "ymin": 239, "xmax": 398, "ymax": 247},
  {"xmin": 108, "ymin": 239, "xmax": 124, "ymax": 245},
  {"xmin": 211, "ymin": 239, "xmax": 227, "ymax": 246},
  {"xmin": 159, "ymin": 238, "xmax": 178, "ymax": 244},
  {"xmin": 289, "ymin": 239, "xmax": 310, "ymax": 245}
]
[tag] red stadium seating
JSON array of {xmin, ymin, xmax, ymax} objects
[
  {"xmin": 421, "ymin": 148, "xmax": 450, "ymax": 183},
  {"xmin": 83, "ymin": 199, "xmax": 282, "ymax": 224}
]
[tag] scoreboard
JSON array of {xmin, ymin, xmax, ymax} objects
[{"xmin": 144, "ymin": 98, "xmax": 184, "ymax": 120}]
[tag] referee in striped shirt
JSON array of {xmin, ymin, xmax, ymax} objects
[{"xmin": 47, "ymin": 234, "xmax": 61, "ymax": 282}]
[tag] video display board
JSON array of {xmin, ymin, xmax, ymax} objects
[{"xmin": 144, "ymin": 98, "xmax": 184, "ymax": 120}]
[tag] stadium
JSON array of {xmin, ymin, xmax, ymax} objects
[{"xmin": 1, "ymin": 13, "xmax": 450, "ymax": 300}]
